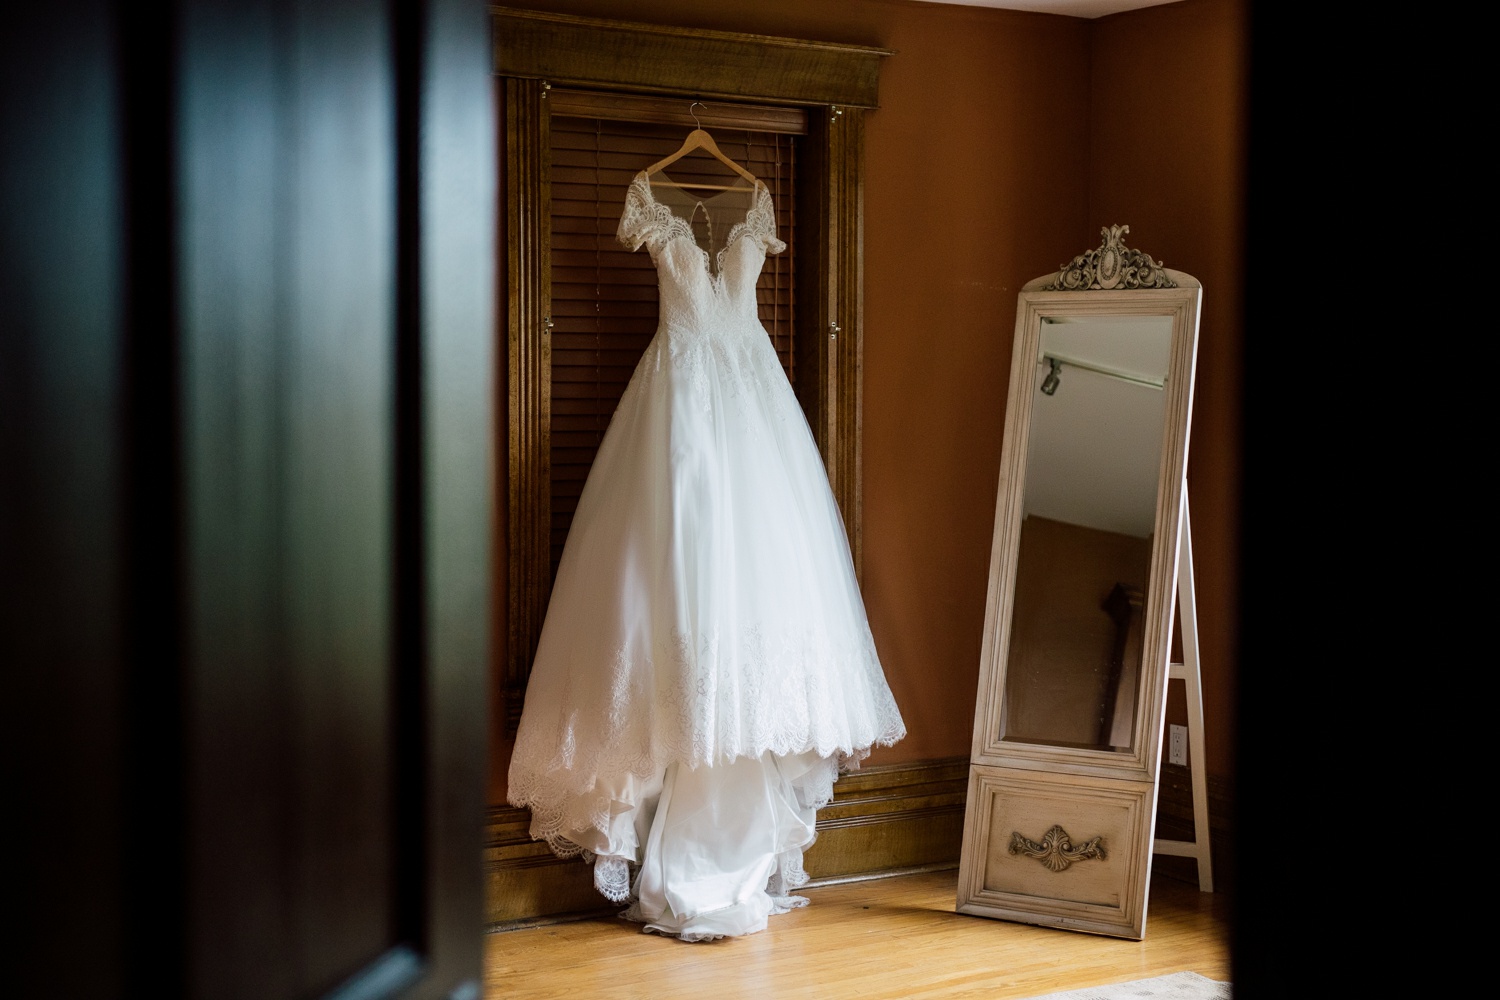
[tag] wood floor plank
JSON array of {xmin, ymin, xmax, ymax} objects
[{"xmin": 484, "ymin": 869, "xmax": 1231, "ymax": 999}]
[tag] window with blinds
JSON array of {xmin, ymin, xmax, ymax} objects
[{"xmin": 548, "ymin": 92, "xmax": 805, "ymax": 578}]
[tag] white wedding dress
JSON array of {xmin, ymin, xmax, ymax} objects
[{"xmin": 507, "ymin": 169, "xmax": 906, "ymax": 941}]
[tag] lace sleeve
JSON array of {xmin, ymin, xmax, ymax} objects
[
  {"xmin": 747, "ymin": 183, "xmax": 787, "ymax": 256},
  {"xmin": 617, "ymin": 173, "xmax": 659, "ymax": 253}
]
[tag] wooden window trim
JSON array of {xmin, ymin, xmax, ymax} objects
[{"xmin": 495, "ymin": 7, "xmax": 889, "ymax": 734}]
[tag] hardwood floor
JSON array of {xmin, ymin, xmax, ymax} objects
[{"xmin": 484, "ymin": 868, "xmax": 1232, "ymax": 999}]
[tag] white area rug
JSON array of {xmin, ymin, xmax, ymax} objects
[{"xmin": 1020, "ymin": 972, "xmax": 1231, "ymax": 1000}]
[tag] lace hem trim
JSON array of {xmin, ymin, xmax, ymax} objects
[
  {"xmin": 593, "ymin": 855, "xmax": 633, "ymax": 904},
  {"xmin": 767, "ymin": 848, "xmax": 810, "ymax": 897},
  {"xmin": 509, "ymin": 734, "xmax": 901, "ymax": 863}
]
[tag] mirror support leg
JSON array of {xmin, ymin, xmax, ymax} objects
[{"xmin": 1152, "ymin": 488, "xmax": 1215, "ymax": 892}]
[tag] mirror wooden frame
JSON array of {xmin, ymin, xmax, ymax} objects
[{"xmin": 955, "ymin": 226, "xmax": 1201, "ymax": 939}]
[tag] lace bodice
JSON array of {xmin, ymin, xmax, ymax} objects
[{"xmin": 617, "ymin": 171, "xmax": 786, "ymax": 334}]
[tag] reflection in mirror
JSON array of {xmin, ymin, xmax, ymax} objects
[{"xmin": 998, "ymin": 314, "xmax": 1173, "ymax": 752}]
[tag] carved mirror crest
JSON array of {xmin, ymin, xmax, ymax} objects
[{"xmin": 956, "ymin": 226, "xmax": 1201, "ymax": 939}]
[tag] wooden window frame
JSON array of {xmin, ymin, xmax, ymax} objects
[{"xmin": 493, "ymin": 6, "xmax": 890, "ymax": 734}]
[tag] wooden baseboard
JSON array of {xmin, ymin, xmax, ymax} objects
[
  {"xmin": 485, "ymin": 803, "xmax": 609, "ymax": 929},
  {"xmin": 485, "ymin": 756, "xmax": 970, "ymax": 930},
  {"xmin": 801, "ymin": 756, "xmax": 968, "ymax": 885},
  {"xmin": 485, "ymin": 756, "xmax": 1232, "ymax": 929}
]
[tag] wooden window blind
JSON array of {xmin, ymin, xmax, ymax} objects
[{"xmin": 547, "ymin": 91, "xmax": 806, "ymax": 578}]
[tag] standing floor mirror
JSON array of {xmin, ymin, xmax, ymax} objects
[{"xmin": 956, "ymin": 226, "xmax": 1200, "ymax": 939}]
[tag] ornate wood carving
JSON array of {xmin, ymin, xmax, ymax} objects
[
  {"xmin": 504, "ymin": 76, "xmax": 551, "ymax": 735},
  {"xmin": 491, "ymin": 7, "xmax": 891, "ymax": 110},
  {"xmin": 1042, "ymin": 224, "xmax": 1177, "ymax": 291},
  {"xmin": 1008, "ymin": 825, "xmax": 1107, "ymax": 872},
  {"xmin": 832, "ymin": 107, "xmax": 866, "ymax": 573}
]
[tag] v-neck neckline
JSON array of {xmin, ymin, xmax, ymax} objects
[{"xmin": 638, "ymin": 171, "xmax": 765, "ymax": 280}]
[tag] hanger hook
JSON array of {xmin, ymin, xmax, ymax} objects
[{"xmin": 689, "ymin": 101, "xmax": 705, "ymax": 129}]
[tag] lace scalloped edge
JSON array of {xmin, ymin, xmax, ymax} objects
[
  {"xmin": 616, "ymin": 172, "xmax": 785, "ymax": 262},
  {"xmin": 592, "ymin": 856, "xmax": 633, "ymax": 904}
]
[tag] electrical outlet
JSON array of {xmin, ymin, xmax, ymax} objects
[{"xmin": 1168, "ymin": 724, "xmax": 1188, "ymax": 766}]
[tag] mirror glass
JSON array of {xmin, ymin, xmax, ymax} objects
[
  {"xmin": 958, "ymin": 230, "xmax": 1201, "ymax": 939},
  {"xmin": 997, "ymin": 313, "xmax": 1173, "ymax": 752}
]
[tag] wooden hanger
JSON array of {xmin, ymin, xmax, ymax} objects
[{"xmin": 643, "ymin": 102, "xmax": 759, "ymax": 193}]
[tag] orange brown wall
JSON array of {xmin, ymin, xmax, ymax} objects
[
  {"xmin": 489, "ymin": 0, "xmax": 1245, "ymax": 801},
  {"xmin": 1089, "ymin": 0, "xmax": 1246, "ymax": 782}
]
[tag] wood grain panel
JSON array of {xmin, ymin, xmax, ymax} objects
[
  {"xmin": 790, "ymin": 108, "xmax": 866, "ymax": 572},
  {"xmin": 958, "ymin": 765, "xmax": 1152, "ymax": 939},
  {"xmin": 802, "ymin": 755, "xmax": 966, "ymax": 885},
  {"xmin": 491, "ymin": 6, "xmax": 891, "ymax": 109},
  {"xmin": 548, "ymin": 89, "xmax": 807, "ymax": 133},
  {"xmin": 831, "ymin": 107, "xmax": 865, "ymax": 571},
  {"xmin": 504, "ymin": 76, "xmax": 551, "ymax": 737}
]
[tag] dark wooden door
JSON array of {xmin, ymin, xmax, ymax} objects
[{"xmin": 3, "ymin": 2, "xmax": 494, "ymax": 998}]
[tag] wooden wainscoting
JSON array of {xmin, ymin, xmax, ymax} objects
[
  {"xmin": 485, "ymin": 756, "xmax": 970, "ymax": 929},
  {"xmin": 800, "ymin": 756, "xmax": 968, "ymax": 886},
  {"xmin": 485, "ymin": 755, "xmax": 1230, "ymax": 928}
]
